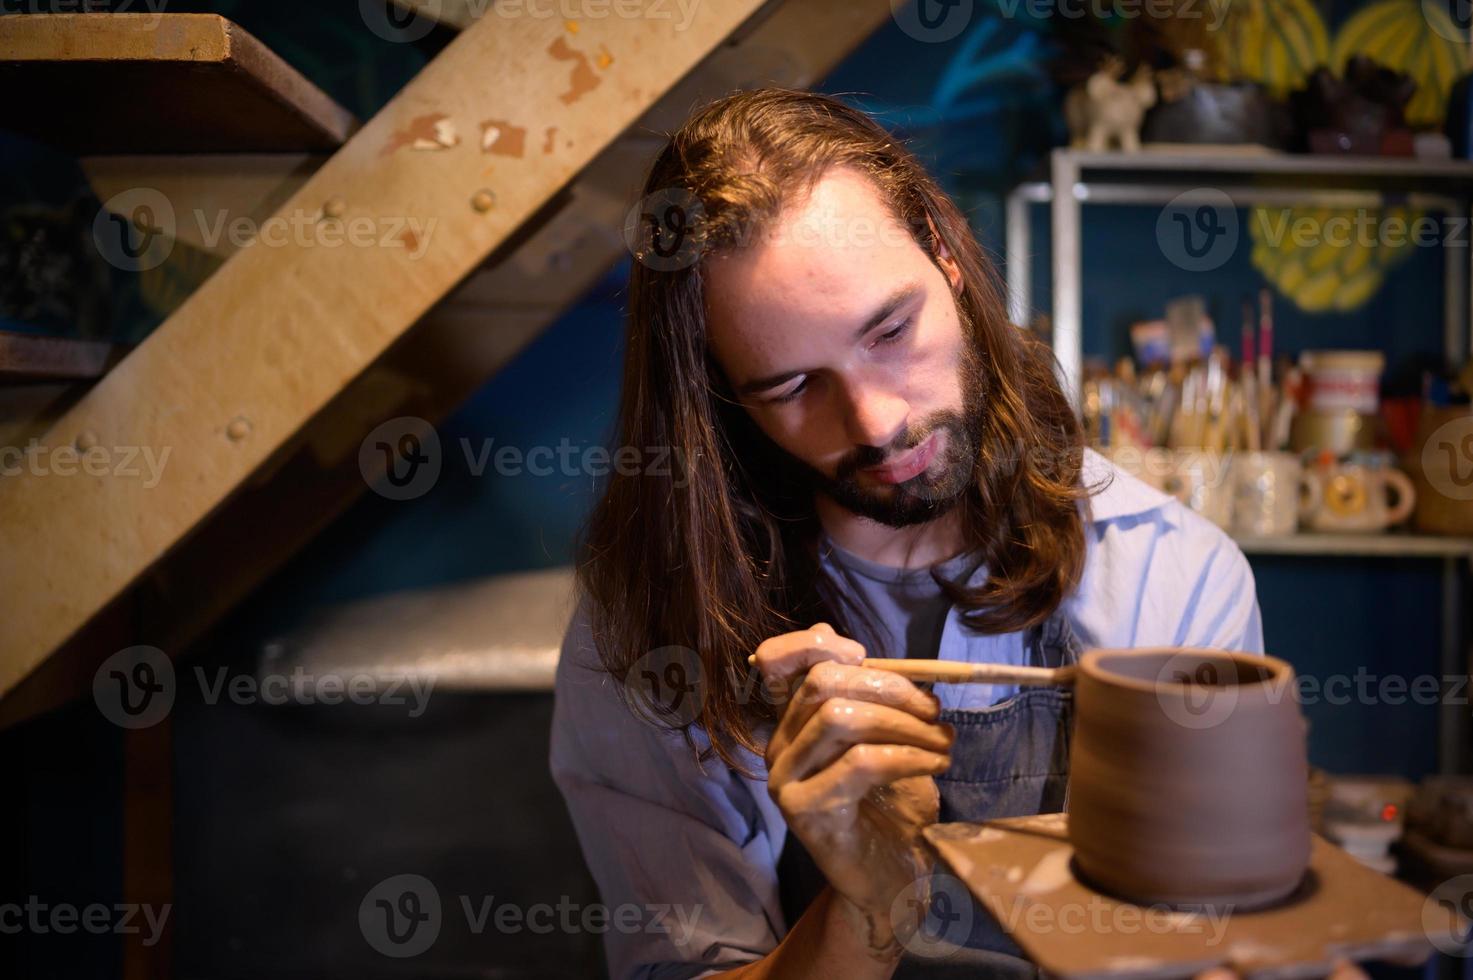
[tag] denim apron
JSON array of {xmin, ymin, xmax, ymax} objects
[{"xmin": 776, "ymin": 607, "xmax": 1081, "ymax": 979}]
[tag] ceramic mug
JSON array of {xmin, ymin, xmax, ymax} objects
[
  {"xmin": 1289, "ymin": 408, "xmax": 1377, "ymax": 455},
  {"xmin": 1303, "ymin": 453, "xmax": 1416, "ymax": 533},
  {"xmin": 1231, "ymin": 451, "xmax": 1321, "ymax": 537},
  {"xmin": 1104, "ymin": 448, "xmax": 1233, "ymax": 528},
  {"xmin": 1163, "ymin": 450, "xmax": 1234, "ymax": 530}
]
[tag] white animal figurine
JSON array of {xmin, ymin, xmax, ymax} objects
[{"xmin": 1065, "ymin": 58, "xmax": 1158, "ymax": 153}]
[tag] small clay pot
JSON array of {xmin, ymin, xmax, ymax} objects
[{"xmin": 1068, "ymin": 648, "xmax": 1311, "ymax": 909}]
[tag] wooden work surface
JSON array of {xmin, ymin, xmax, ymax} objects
[
  {"xmin": 0, "ymin": 14, "xmax": 356, "ymax": 153},
  {"xmin": 924, "ymin": 813, "xmax": 1443, "ymax": 979}
]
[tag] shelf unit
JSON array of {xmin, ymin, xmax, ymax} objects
[
  {"xmin": 1004, "ymin": 147, "xmax": 1473, "ymax": 775},
  {"xmin": 1006, "ymin": 148, "xmax": 1473, "ymax": 397}
]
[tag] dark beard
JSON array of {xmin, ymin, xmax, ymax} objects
[{"xmin": 789, "ymin": 333, "xmax": 985, "ymax": 529}]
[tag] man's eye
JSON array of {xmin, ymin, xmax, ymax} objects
[
  {"xmin": 771, "ymin": 378, "xmax": 808, "ymax": 404},
  {"xmin": 873, "ymin": 317, "xmax": 913, "ymax": 348}
]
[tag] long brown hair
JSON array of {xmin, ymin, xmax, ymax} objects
[{"xmin": 576, "ymin": 87, "xmax": 1090, "ymax": 773}]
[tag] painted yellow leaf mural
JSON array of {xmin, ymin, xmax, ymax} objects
[
  {"xmin": 1238, "ymin": 1, "xmax": 1465, "ymax": 313},
  {"xmin": 1209, "ymin": 0, "xmax": 1331, "ymax": 98},
  {"xmin": 1330, "ymin": 0, "xmax": 1468, "ymax": 128}
]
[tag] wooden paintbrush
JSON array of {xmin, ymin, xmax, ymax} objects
[{"xmin": 746, "ymin": 654, "xmax": 1076, "ymax": 687}]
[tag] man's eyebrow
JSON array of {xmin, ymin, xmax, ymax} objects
[{"xmin": 734, "ymin": 281, "xmax": 924, "ymax": 397}]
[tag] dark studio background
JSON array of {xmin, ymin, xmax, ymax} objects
[{"xmin": 1, "ymin": 0, "xmax": 1465, "ymax": 976}]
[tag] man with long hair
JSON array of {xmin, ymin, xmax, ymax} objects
[{"xmin": 550, "ymin": 88, "xmax": 1260, "ymax": 978}]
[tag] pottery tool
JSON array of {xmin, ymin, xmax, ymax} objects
[{"xmin": 746, "ymin": 655, "xmax": 1076, "ymax": 687}]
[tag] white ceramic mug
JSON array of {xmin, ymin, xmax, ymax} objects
[
  {"xmin": 1303, "ymin": 454, "xmax": 1416, "ymax": 533},
  {"xmin": 1232, "ymin": 451, "xmax": 1321, "ymax": 537},
  {"xmin": 1106, "ymin": 447, "xmax": 1234, "ymax": 529},
  {"xmin": 1165, "ymin": 450, "xmax": 1234, "ymax": 530}
]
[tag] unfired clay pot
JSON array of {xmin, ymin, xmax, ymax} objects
[{"xmin": 1068, "ymin": 648, "xmax": 1311, "ymax": 909}]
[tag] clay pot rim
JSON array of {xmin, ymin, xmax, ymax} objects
[{"xmin": 1078, "ymin": 646, "xmax": 1296, "ymax": 695}]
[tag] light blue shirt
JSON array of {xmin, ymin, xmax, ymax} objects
[{"xmin": 548, "ymin": 449, "xmax": 1263, "ymax": 979}]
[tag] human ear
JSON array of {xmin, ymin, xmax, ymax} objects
[{"xmin": 925, "ymin": 212, "xmax": 962, "ymax": 295}]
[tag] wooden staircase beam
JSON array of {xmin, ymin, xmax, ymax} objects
[
  {"xmin": 0, "ymin": 0, "xmax": 782, "ymax": 703},
  {"xmin": 0, "ymin": 13, "xmax": 357, "ymax": 154}
]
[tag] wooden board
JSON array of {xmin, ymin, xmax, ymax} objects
[
  {"xmin": 0, "ymin": 0, "xmax": 902, "ymax": 715},
  {"xmin": 0, "ymin": 14, "xmax": 356, "ymax": 153},
  {"xmin": 925, "ymin": 814, "xmax": 1443, "ymax": 979}
]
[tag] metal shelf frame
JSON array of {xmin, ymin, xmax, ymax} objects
[{"xmin": 1004, "ymin": 148, "xmax": 1473, "ymax": 774}]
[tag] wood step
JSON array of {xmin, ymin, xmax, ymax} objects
[{"xmin": 0, "ymin": 13, "xmax": 357, "ymax": 154}]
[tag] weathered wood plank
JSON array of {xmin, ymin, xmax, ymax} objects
[{"xmin": 0, "ymin": 13, "xmax": 357, "ymax": 153}]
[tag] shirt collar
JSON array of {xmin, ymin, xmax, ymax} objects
[{"xmin": 1080, "ymin": 447, "xmax": 1177, "ymax": 525}]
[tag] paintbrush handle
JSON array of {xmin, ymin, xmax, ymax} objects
[
  {"xmin": 745, "ymin": 655, "xmax": 1075, "ymax": 686},
  {"xmin": 862, "ymin": 659, "xmax": 1077, "ymax": 686}
]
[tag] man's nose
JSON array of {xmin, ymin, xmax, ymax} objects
[{"xmin": 840, "ymin": 379, "xmax": 909, "ymax": 450}]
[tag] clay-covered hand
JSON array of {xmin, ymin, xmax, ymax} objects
[{"xmin": 755, "ymin": 622, "xmax": 955, "ymax": 961}]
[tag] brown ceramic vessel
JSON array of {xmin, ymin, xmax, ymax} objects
[{"xmin": 1068, "ymin": 647, "xmax": 1311, "ymax": 909}]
